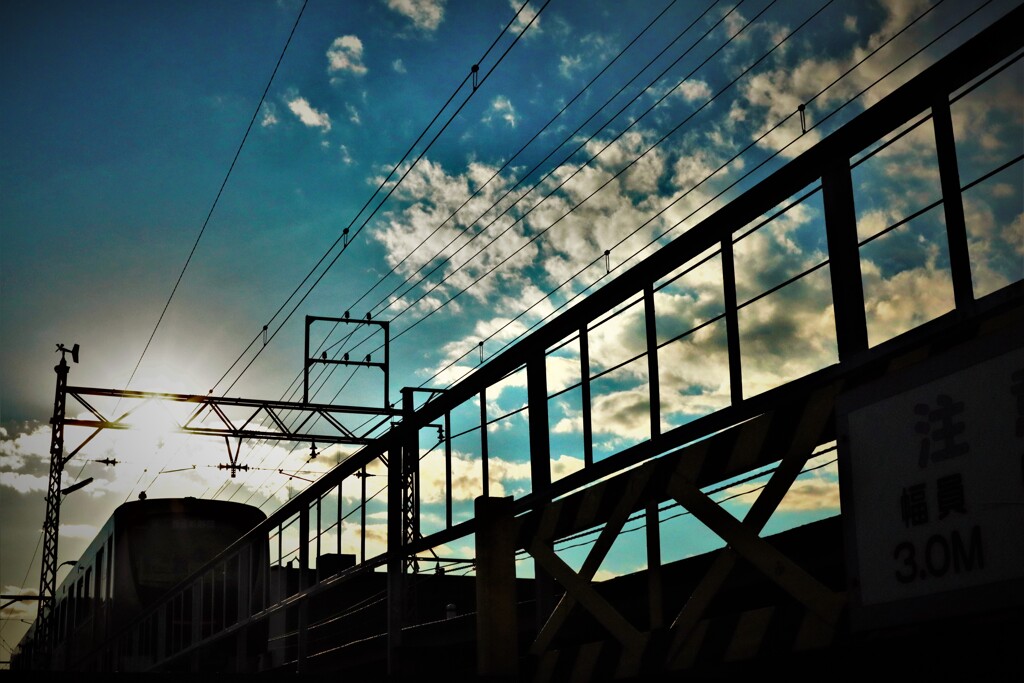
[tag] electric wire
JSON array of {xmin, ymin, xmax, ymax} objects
[
  {"xmin": 224, "ymin": 0, "xmax": 986, "ymax": 510},
  {"xmin": 213, "ymin": 0, "xmax": 721, "ymax": 495},
  {"xmin": 113, "ymin": 0, "xmax": 310, "ymax": 502},
  {"xmin": 12, "ymin": 1, "xmax": 1011, "ymax": 663},
  {"xmin": 210, "ymin": 0, "xmax": 549, "ymax": 399},
  {"xmin": 198, "ymin": 1, "xmax": 552, "ymax": 499},
  {"xmin": 295, "ymin": 0, "xmax": 946, "ymax": 446},
  {"xmin": 203, "ymin": 0, "xmax": 552, "ymax": 501},
  {"xmin": 352, "ymin": 0, "xmax": 808, "ymax": 360},
  {"xmin": 337, "ymin": 0, "xmax": 751, "ymax": 362},
  {"xmin": 247, "ymin": 0, "xmax": 950, "ymax": 507},
  {"xmin": 122, "ymin": 0, "xmax": 309, "ymax": 402},
  {"xmin": 338, "ymin": 0, "xmax": 715, "ymax": 324},
  {"xmin": 226, "ymin": 1, "xmax": 985, "ymax": 513},
  {"xmin": 416, "ymin": 0, "xmax": 959, "ymax": 388}
]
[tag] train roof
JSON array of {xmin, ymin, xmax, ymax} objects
[{"xmin": 110, "ymin": 496, "xmax": 268, "ymax": 521}]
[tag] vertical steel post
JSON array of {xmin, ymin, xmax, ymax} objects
[
  {"xmin": 383, "ymin": 322, "xmax": 391, "ymax": 410},
  {"xmin": 645, "ymin": 503, "xmax": 663, "ymax": 629},
  {"xmin": 360, "ymin": 466, "xmax": 367, "ymax": 564},
  {"xmin": 932, "ymin": 94, "xmax": 975, "ymax": 311},
  {"xmin": 303, "ymin": 315, "xmax": 311, "ymax": 404},
  {"xmin": 401, "ymin": 388, "xmax": 419, "ymax": 573},
  {"xmin": 480, "ymin": 388, "xmax": 490, "ymax": 498},
  {"xmin": 526, "ymin": 356, "xmax": 554, "ymax": 632},
  {"xmin": 386, "ymin": 438, "xmax": 404, "ymax": 675},
  {"xmin": 315, "ymin": 498, "xmax": 322, "ymax": 576},
  {"xmin": 445, "ymin": 410, "xmax": 453, "ymax": 529},
  {"xmin": 475, "ymin": 496, "xmax": 519, "ymax": 679},
  {"xmin": 722, "ymin": 237, "xmax": 743, "ymax": 405},
  {"xmin": 298, "ymin": 505, "xmax": 309, "ymax": 591},
  {"xmin": 822, "ymin": 159, "xmax": 869, "ymax": 359},
  {"xmin": 644, "ymin": 285, "xmax": 661, "ymax": 439},
  {"xmin": 527, "ymin": 356, "xmax": 551, "ymax": 488},
  {"xmin": 580, "ymin": 327, "xmax": 593, "ymax": 467}
]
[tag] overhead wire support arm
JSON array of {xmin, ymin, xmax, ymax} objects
[
  {"xmin": 304, "ymin": 315, "xmax": 390, "ymax": 407},
  {"xmin": 60, "ymin": 384, "xmax": 401, "ymax": 446}
]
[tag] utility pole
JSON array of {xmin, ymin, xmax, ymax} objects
[{"xmin": 36, "ymin": 343, "xmax": 77, "ymax": 665}]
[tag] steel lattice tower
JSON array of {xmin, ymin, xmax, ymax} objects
[{"xmin": 36, "ymin": 348, "xmax": 72, "ymax": 665}]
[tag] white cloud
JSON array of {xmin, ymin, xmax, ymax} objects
[
  {"xmin": 861, "ymin": 259, "xmax": 955, "ymax": 346},
  {"xmin": 675, "ymin": 80, "xmax": 712, "ymax": 103},
  {"xmin": 559, "ymin": 54, "xmax": 583, "ymax": 79},
  {"xmin": 0, "ymin": 471, "xmax": 47, "ymax": 493},
  {"xmin": 0, "ymin": 585, "xmax": 37, "ymax": 622},
  {"xmin": 346, "ymin": 103, "xmax": 362, "ymax": 125},
  {"xmin": 724, "ymin": 7, "xmax": 749, "ymax": 41},
  {"xmin": 60, "ymin": 523, "xmax": 101, "ymax": 539},
  {"xmin": 339, "ymin": 144, "xmax": 354, "ymax": 165},
  {"xmin": 1006, "ymin": 213, "xmax": 1024, "ymax": 258},
  {"xmin": 327, "ymin": 35, "xmax": 368, "ymax": 76},
  {"xmin": 735, "ymin": 0, "xmax": 954, "ymax": 160},
  {"xmin": 385, "ymin": 0, "xmax": 446, "ymax": 31},
  {"xmin": 287, "ymin": 97, "xmax": 332, "ymax": 132},
  {"xmin": 722, "ymin": 461, "xmax": 840, "ymax": 513},
  {"xmin": 417, "ymin": 450, "xmax": 585, "ymax": 503},
  {"xmin": 393, "ymin": 58, "xmax": 407, "ymax": 73},
  {"xmin": 508, "ymin": 0, "xmax": 541, "ymax": 36},
  {"xmin": 260, "ymin": 102, "xmax": 279, "ymax": 127},
  {"xmin": 486, "ymin": 96, "xmax": 518, "ymax": 128},
  {"xmin": 371, "ymin": 157, "xmax": 541, "ymax": 311}
]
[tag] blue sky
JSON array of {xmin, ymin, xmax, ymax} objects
[{"xmin": 2, "ymin": 0, "xmax": 1022, "ymax": 660}]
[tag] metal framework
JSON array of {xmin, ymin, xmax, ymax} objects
[
  {"xmin": 35, "ymin": 345, "xmax": 73, "ymax": 667},
  {"xmin": 22, "ymin": 6, "xmax": 1024, "ymax": 676},
  {"xmin": 32, "ymin": 333, "xmax": 400, "ymax": 664},
  {"xmin": 303, "ymin": 314, "xmax": 390, "ymax": 406}
]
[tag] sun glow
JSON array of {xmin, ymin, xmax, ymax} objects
[{"xmin": 119, "ymin": 399, "xmax": 183, "ymax": 437}]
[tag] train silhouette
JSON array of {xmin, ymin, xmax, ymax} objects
[{"xmin": 11, "ymin": 497, "xmax": 266, "ymax": 671}]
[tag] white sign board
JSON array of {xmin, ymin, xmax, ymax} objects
[{"xmin": 838, "ymin": 329, "xmax": 1024, "ymax": 630}]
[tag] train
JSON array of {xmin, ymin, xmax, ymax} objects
[{"xmin": 10, "ymin": 496, "xmax": 266, "ymax": 671}]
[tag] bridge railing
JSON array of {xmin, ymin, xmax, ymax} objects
[{"xmin": 103, "ymin": 6, "xmax": 1023, "ymax": 673}]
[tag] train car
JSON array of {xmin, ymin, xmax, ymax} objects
[{"xmin": 11, "ymin": 496, "xmax": 266, "ymax": 672}]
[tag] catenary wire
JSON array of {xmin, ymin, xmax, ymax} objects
[
  {"xmin": 226, "ymin": 0, "xmax": 986, "ymax": 512},
  {"xmin": 415, "ymin": 0, "xmax": 957, "ymax": 388},
  {"xmin": 210, "ymin": 0, "xmax": 550, "ymax": 399},
  {"xmin": 337, "ymin": 0, "xmax": 750, "ymax": 361},
  {"xmin": 216, "ymin": 0, "xmax": 724, "ymax": 487},
  {"xmin": 202, "ymin": 0, "xmax": 553, "ymax": 500}
]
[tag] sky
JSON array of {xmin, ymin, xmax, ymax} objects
[{"xmin": 1, "ymin": 0, "xmax": 1022, "ymax": 662}]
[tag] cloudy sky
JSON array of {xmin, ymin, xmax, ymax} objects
[{"xmin": 2, "ymin": 0, "xmax": 1021, "ymax": 660}]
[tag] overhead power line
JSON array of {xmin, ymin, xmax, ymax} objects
[
  {"xmin": 224, "ymin": 0, "xmax": 990, "ymax": 511},
  {"xmin": 120, "ymin": 0, "xmax": 310, "ymax": 400},
  {"xmin": 426, "ymin": 0, "xmax": 972, "ymax": 389},
  {"xmin": 424, "ymin": 0, "xmax": 960, "ymax": 386},
  {"xmin": 206, "ymin": 0, "xmax": 551, "ymax": 501},
  {"xmin": 210, "ymin": 0, "xmax": 552, "ymax": 399}
]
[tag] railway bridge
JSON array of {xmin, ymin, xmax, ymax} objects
[{"xmin": 24, "ymin": 7, "xmax": 1024, "ymax": 679}]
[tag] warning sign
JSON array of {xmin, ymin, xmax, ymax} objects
[{"xmin": 838, "ymin": 327, "xmax": 1024, "ymax": 630}]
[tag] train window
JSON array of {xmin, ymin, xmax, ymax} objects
[
  {"xmin": 83, "ymin": 567, "xmax": 93, "ymax": 619},
  {"xmin": 128, "ymin": 515, "xmax": 252, "ymax": 605},
  {"xmin": 106, "ymin": 536, "xmax": 113, "ymax": 600},
  {"xmin": 75, "ymin": 576, "xmax": 85, "ymax": 625},
  {"xmin": 68, "ymin": 583, "xmax": 76, "ymax": 633},
  {"xmin": 96, "ymin": 548, "xmax": 105, "ymax": 601},
  {"xmin": 56, "ymin": 597, "xmax": 65, "ymax": 642}
]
